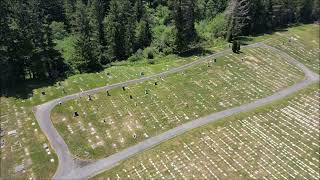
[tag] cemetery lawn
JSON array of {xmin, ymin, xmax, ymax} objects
[
  {"xmin": 0, "ymin": 97, "xmax": 58, "ymax": 179},
  {"xmin": 93, "ymin": 83, "xmax": 320, "ymax": 179},
  {"xmin": 52, "ymin": 46, "xmax": 305, "ymax": 160},
  {"xmin": 1, "ymin": 24, "xmax": 318, "ymax": 179},
  {"xmin": 0, "ymin": 52, "xmax": 214, "ymax": 179},
  {"xmin": 265, "ymin": 24, "xmax": 320, "ymax": 74}
]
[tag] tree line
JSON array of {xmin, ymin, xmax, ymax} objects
[{"xmin": 1, "ymin": 0, "xmax": 319, "ymax": 91}]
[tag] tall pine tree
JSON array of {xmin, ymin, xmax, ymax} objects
[
  {"xmin": 73, "ymin": 0, "xmax": 102, "ymax": 72},
  {"xmin": 171, "ymin": 0, "xmax": 197, "ymax": 53}
]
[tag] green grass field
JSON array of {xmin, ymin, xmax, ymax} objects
[
  {"xmin": 0, "ymin": 97, "xmax": 58, "ymax": 179},
  {"xmin": 0, "ymin": 48, "xmax": 209, "ymax": 179},
  {"xmin": 265, "ymin": 24, "xmax": 319, "ymax": 74},
  {"xmin": 93, "ymin": 83, "xmax": 319, "ymax": 179},
  {"xmin": 52, "ymin": 46, "xmax": 304, "ymax": 159},
  {"xmin": 0, "ymin": 24, "xmax": 318, "ymax": 179}
]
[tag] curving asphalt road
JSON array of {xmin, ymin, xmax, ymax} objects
[{"xmin": 33, "ymin": 43, "xmax": 319, "ymax": 179}]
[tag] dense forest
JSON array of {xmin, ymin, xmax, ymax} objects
[{"xmin": 1, "ymin": 0, "xmax": 319, "ymax": 91}]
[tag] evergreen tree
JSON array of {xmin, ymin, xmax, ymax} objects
[
  {"xmin": 73, "ymin": 0, "xmax": 102, "ymax": 72},
  {"xmin": 312, "ymin": 0, "xmax": 320, "ymax": 21},
  {"xmin": 206, "ymin": 0, "xmax": 228, "ymax": 19},
  {"xmin": 105, "ymin": 0, "xmax": 136, "ymax": 60},
  {"xmin": 40, "ymin": 0, "xmax": 66, "ymax": 23},
  {"xmin": 134, "ymin": 0, "xmax": 144, "ymax": 21},
  {"xmin": 226, "ymin": 0, "xmax": 251, "ymax": 42},
  {"xmin": 299, "ymin": 0, "xmax": 313, "ymax": 22},
  {"xmin": 135, "ymin": 16, "xmax": 153, "ymax": 51},
  {"xmin": 64, "ymin": 0, "xmax": 77, "ymax": 32},
  {"xmin": 171, "ymin": 0, "xmax": 197, "ymax": 53},
  {"xmin": 0, "ymin": 0, "xmax": 15, "ymax": 90},
  {"xmin": 195, "ymin": 0, "xmax": 206, "ymax": 21},
  {"xmin": 265, "ymin": 0, "xmax": 274, "ymax": 32}
]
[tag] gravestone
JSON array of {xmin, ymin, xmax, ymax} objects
[
  {"xmin": 74, "ymin": 112, "xmax": 79, "ymax": 117},
  {"xmin": 0, "ymin": 128, "xmax": 4, "ymax": 137},
  {"xmin": 0, "ymin": 139, "xmax": 5, "ymax": 148},
  {"xmin": 43, "ymin": 143, "xmax": 49, "ymax": 150},
  {"xmin": 15, "ymin": 164, "xmax": 24, "ymax": 173},
  {"xmin": 8, "ymin": 130, "xmax": 17, "ymax": 136}
]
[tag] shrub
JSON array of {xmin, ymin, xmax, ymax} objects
[
  {"xmin": 152, "ymin": 25, "xmax": 176, "ymax": 55},
  {"xmin": 128, "ymin": 49, "xmax": 143, "ymax": 62},
  {"xmin": 143, "ymin": 47, "xmax": 157, "ymax": 59},
  {"xmin": 232, "ymin": 41, "xmax": 238, "ymax": 53},
  {"xmin": 147, "ymin": 58, "xmax": 155, "ymax": 64},
  {"xmin": 195, "ymin": 13, "xmax": 227, "ymax": 41}
]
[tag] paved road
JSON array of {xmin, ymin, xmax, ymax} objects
[{"xmin": 33, "ymin": 43, "xmax": 319, "ymax": 179}]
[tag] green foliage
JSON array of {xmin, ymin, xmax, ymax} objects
[
  {"xmin": 55, "ymin": 35, "xmax": 77, "ymax": 63},
  {"xmin": 143, "ymin": 47, "xmax": 157, "ymax": 60},
  {"xmin": 153, "ymin": 5, "xmax": 172, "ymax": 25},
  {"xmin": 205, "ymin": 0, "xmax": 228, "ymax": 20},
  {"xmin": 50, "ymin": 21, "xmax": 67, "ymax": 40},
  {"xmin": 104, "ymin": 0, "xmax": 136, "ymax": 60},
  {"xmin": 231, "ymin": 40, "xmax": 240, "ymax": 53},
  {"xmin": 232, "ymin": 40, "xmax": 238, "ymax": 53},
  {"xmin": 128, "ymin": 49, "xmax": 144, "ymax": 62},
  {"xmin": 195, "ymin": 0, "xmax": 228, "ymax": 21},
  {"xmin": 2, "ymin": 0, "xmax": 319, "ymax": 90},
  {"xmin": 147, "ymin": 58, "xmax": 155, "ymax": 64},
  {"xmin": 152, "ymin": 25, "xmax": 176, "ymax": 55},
  {"xmin": 172, "ymin": 0, "xmax": 198, "ymax": 53},
  {"xmin": 135, "ymin": 17, "xmax": 152, "ymax": 51},
  {"xmin": 72, "ymin": 0, "xmax": 102, "ymax": 73},
  {"xmin": 196, "ymin": 13, "xmax": 227, "ymax": 40},
  {"xmin": 226, "ymin": 0, "xmax": 319, "ymax": 41}
]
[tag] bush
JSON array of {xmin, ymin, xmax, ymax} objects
[
  {"xmin": 232, "ymin": 41, "xmax": 241, "ymax": 53},
  {"xmin": 143, "ymin": 47, "xmax": 157, "ymax": 59},
  {"xmin": 128, "ymin": 49, "xmax": 143, "ymax": 62},
  {"xmin": 232, "ymin": 41, "xmax": 238, "ymax": 53},
  {"xmin": 147, "ymin": 58, "xmax": 155, "ymax": 64},
  {"xmin": 147, "ymin": 51, "xmax": 154, "ymax": 59},
  {"xmin": 195, "ymin": 13, "xmax": 227, "ymax": 40},
  {"xmin": 152, "ymin": 25, "xmax": 176, "ymax": 55}
]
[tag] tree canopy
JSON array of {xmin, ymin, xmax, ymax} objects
[{"xmin": 1, "ymin": 0, "xmax": 319, "ymax": 92}]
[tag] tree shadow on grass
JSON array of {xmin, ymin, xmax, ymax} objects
[
  {"xmin": 1, "ymin": 76, "xmax": 68, "ymax": 99},
  {"xmin": 178, "ymin": 46, "xmax": 213, "ymax": 57},
  {"xmin": 236, "ymin": 26, "xmax": 291, "ymax": 45}
]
